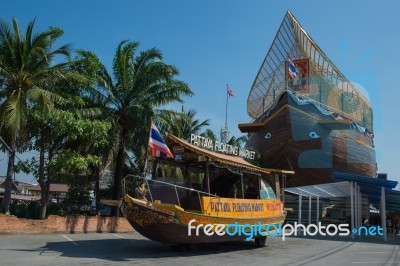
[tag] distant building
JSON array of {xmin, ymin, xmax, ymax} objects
[
  {"xmin": 0, "ymin": 177, "xmax": 39, "ymax": 201},
  {"xmin": 29, "ymin": 183, "xmax": 69, "ymax": 203},
  {"xmin": 0, "ymin": 177, "xmax": 35, "ymax": 194}
]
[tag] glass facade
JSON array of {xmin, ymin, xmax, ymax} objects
[{"xmin": 247, "ymin": 11, "xmax": 373, "ymax": 132}]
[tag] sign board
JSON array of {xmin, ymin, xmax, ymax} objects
[
  {"xmin": 173, "ymin": 146, "xmax": 185, "ymax": 153},
  {"xmin": 201, "ymin": 196, "xmax": 283, "ymax": 218},
  {"xmin": 190, "ymin": 134, "xmax": 256, "ymax": 160}
]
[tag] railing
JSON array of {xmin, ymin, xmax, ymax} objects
[{"xmin": 122, "ymin": 174, "xmax": 219, "ymax": 213}]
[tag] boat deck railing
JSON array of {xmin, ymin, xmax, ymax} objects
[{"xmin": 122, "ymin": 175, "xmax": 219, "ymax": 213}]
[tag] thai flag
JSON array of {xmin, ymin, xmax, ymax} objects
[
  {"xmin": 149, "ymin": 121, "xmax": 174, "ymax": 158},
  {"xmin": 227, "ymin": 84, "xmax": 235, "ymax": 97},
  {"xmin": 287, "ymin": 56, "xmax": 298, "ymax": 79}
]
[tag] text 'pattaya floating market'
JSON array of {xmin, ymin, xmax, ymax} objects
[{"xmin": 190, "ymin": 133, "xmax": 256, "ymax": 160}]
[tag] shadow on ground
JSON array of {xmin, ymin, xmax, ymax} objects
[
  {"xmin": 9, "ymin": 233, "xmax": 398, "ymax": 263},
  {"xmin": 29, "ymin": 238, "xmax": 259, "ymax": 262}
]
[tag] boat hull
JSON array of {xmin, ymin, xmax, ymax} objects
[{"xmin": 120, "ymin": 195, "xmax": 286, "ymax": 244}]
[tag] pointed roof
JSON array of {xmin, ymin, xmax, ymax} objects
[{"xmin": 247, "ymin": 11, "xmax": 373, "ymax": 132}]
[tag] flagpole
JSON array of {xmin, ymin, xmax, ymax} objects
[
  {"xmin": 142, "ymin": 119, "xmax": 152, "ymax": 177},
  {"xmin": 225, "ymin": 83, "xmax": 229, "ymax": 130}
]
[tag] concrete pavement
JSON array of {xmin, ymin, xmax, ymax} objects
[{"xmin": 0, "ymin": 232, "xmax": 399, "ymax": 265}]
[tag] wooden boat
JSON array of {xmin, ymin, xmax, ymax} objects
[
  {"xmin": 120, "ymin": 133, "xmax": 294, "ymax": 246},
  {"xmin": 239, "ymin": 11, "xmax": 376, "ymax": 187}
]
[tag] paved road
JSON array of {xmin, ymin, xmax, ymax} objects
[{"xmin": 0, "ymin": 232, "xmax": 399, "ymax": 265}]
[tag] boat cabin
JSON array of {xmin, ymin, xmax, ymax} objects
[{"xmin": 144, "ymin": 133, "xmax": 294, "ymax": 212}]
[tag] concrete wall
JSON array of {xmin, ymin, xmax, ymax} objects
[{"xmin": 0, "ymin": 214, "xmax": 134, "ymax": 234}]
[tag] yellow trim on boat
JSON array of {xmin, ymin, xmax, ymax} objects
[{"xmin": 152, "ymin": 202, "xmax": 184, "ymax": 212}]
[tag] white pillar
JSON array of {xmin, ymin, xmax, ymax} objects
[
  {"xmin": 316, "ymin": 196, "xmax": 320, "ymax": 223},
  {"xmin": 358, "ymin": 185, "xmax": 362, "ymax": 229},
  {"xmin": 381, "ymin": 186, "xmax": 387, "ymax": 241},
  {"xmin": 298, "ymin": 191, "xmax": 302, "ymax": 224},
  {"xmin": 354, "ymin": 183, "xmax": 358, "ymax": 232},
  {"xmin": 308, "ymin": 194, "xmax": 312, "ymax": 225},
  {"xmin": 350, "ymin": 182, "xmax": 354, "ymax": 239},
  {"xmin": 282, "ymin": 175, "xmax": 286, "ymax": 205},
  {"xmin": 275, "ymin": 174, "xmax": 281, "ymax": 201}
]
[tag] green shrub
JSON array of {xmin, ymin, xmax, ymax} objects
[{"xmin": 10, "ymin": 201, "xmax": 40, "ymax": 219}]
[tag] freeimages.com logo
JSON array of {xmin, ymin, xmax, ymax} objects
[{"xmin": 188, "ymin": 219, "xmax": 383, "ymax": 241}]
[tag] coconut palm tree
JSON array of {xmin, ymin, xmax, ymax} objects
[
  {"xmin": 0, "ymin": 18, "xmax": 71, "ymax": 214},
  {"xmin": 92, "ymin": 41, "xmax": 192, "ymax": 214},
  {"xmin": 227, "ymin": 135, "xmax": 248, "ymax": 148},
  {"xmin": 200, "ymin": 128, "xmax": 218, "ymax": 143},
  {"xmin": 66, "ymin": 49, "xmax": 119, "ymax": 216},
  {"xmin": 157, "ymin": 108, "xmax": 210, "ymax": 140}
]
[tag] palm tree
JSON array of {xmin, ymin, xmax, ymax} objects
[
  {"xmin": 67, "ymin": 49, "xmax": 118, "ymax": 216},
  {"xmin": 227, "ymin": 135, "xmax": 248, "ymax": 148},
  {"xmin": 92, "ymin": 41, "xmax": 192, "ymax": 214},
  {"xmin": 158, "ymin": 108, "xmax": 210, "ymax": 140},
  {"xmin": 0, "ymin": 17, "xmax": 70, "ymax": 214},
  {"xmin": 200, "ymin": 128, "xmax": 218, "ymax": 143}
]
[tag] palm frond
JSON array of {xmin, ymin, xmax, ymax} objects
[
  {"xmin": 200, "ymin": 129, "xmax": 218, "ymax": 143},
  {"xmin": 3, "ymin": 90, "xmax": 26, "ymax": 134},
  {"xmin": 27, "ymin": 86, "xmax": 66, "ymax": 111}
]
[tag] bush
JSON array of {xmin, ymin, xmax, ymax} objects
[
  {"xmin": 10, "ymin": 201, "xmax": 40, "ymax": 219},
  {"xmin": 64, "ymin": 182, "xmax": 92, "ymax": 214},
  {"xmin": 47, "ymin": 202, "xmax": 68, "ymax": 216}
]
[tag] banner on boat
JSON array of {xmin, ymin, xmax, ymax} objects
[{"xmin": 201, "ymin": 196, "xmax": 283, "ymax": 218}]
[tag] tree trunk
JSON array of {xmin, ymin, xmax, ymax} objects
[
  {"xmin": 111, "ymin": 131, "xmax": 125, "ymax": 216},
  {"xmin": 95, "ymin": 166, "xmax": 100, "ymax": 216},
  {"xmin": 2, "ymin": 143, "xmax": 15, "ymax": 214},
  {"xmin": 39, "ymin": 183, "xmax": 48, "ymax": 220},
  {"xmin": 39, "ymin": 144, "xmax": 47, "ymax": 220}
]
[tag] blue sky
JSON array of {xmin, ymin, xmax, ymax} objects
[{"xmin": 1, "ymin": 0, "xmax": 400, "ymax": 185}]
